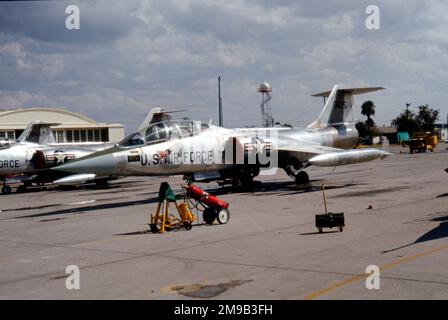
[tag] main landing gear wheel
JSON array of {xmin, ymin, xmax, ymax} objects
[
  {"xmin": 216, "ymin": 208, "xmax": 230, "ymax": 224},
  {"xmin": 2, "ymin": 185, "xmax": 11, "ymax": 195},
  {"xmin": 203, "ymin": 207, "xmax": 217, "ymax": 225},
  {"xmin": 231, "ymin": 167, "xmax": 260, "ymax": 190},
  {"xmin": 294, "ymin": 171, "xmax": 310, "ymax": 184}
]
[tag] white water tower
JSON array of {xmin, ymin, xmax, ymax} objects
[{"xmin": 258, "ymin": 81, "xmax": 274, "ymax": 127}]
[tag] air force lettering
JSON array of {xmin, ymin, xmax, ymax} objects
[{"xmin": 0, "ymin": 160, "xmax": 20, "ymax": 169}]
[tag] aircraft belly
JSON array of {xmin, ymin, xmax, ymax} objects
[{"xmin": 126, "ymin": 161, "xmax": 228, "ymax": 176}]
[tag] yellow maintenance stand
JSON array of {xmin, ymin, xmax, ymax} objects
[
  {"xmin": 149, "ymin": 182, "xmax": 196, "ymax": 233},
  {"xmin": 403, "ymin": 132, "xmax": 438, "ymax": 154}
]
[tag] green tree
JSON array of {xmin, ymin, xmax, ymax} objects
[
  {"xmin": 416, "ymin": 104, "xmax": 439, "ymax": 132},
  {"xmin": 355, "ymin": 121, "xmax": 369, "ymax": 138},
  {"xmin": 391, "ymin": 104, "xmax": 421, "ymax": 135},
  {"xmin": 361, "ymin": 100, "xmax": 376, "ymax": 129},
  {"xmin": 357, "ymin": 100, "xmax": 377, "ymax": 139}
]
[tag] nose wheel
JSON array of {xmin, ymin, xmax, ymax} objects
[{"xmin": 2, "ymin": 185, "xmax": 11, "ymax": 195}]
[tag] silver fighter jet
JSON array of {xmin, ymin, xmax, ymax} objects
[
  {"xmin": 55, "ymin": 85, "xmax": 391, "ymax": 186},
  {"xmin": 0, "ymin": 108, "xmax": 170, "ymax": 194},
  {"xmin": 0, "ymin": 121, "xmax": 118, "ymax": 194}
]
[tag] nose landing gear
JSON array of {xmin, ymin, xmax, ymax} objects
[{"xmin": 1, "ymin": 179, "xmax": 11, "ymax": 195}]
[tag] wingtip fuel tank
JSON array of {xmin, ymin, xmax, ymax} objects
[
  {"xmin": 308, "ymin": 149, "xmax": 391, "ymax": 167},
  {"xmin": 53, "ymin": 173, "xmax": 97, "ymax": 186}
]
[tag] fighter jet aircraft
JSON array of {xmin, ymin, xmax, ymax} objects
[
  {"xmin": 0, "ymin": 108, "xmax": 170, "ymax": 195},
  {"xmin": 55, "ymin": 85, "xmax": 391, "ymax": 187},
  {"xmin": 0, "ymin": 121, "xmax": 118, "ymax": 194}
]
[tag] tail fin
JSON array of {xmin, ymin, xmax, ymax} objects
[
  {"xmin": 17, "ymin": 121, "xmax": 59, "ymax": 144},
  {"xmin": 307, "ymin": 85, "xmax": 385, "ymax": 129}
]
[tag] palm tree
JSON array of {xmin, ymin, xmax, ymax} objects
[{"xmin": 361, "ymin": 100, "xmax": 376, "ymax": 129}]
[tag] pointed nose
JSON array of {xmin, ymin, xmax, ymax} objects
[
  {"xmin": 55, "ymin": 153, "xmax": 118, "ymax": 175},
  {"xmin": 380, "ymin": 150, "xmax": 393, "ymax": 159}
]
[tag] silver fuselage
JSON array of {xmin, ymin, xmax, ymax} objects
[
  {"xmin": 0, "ymin": 142, "xmax": 112, "ymax": 178},
  {"xmin": 55, "ymin": 123, "xmax": 359, "ymax": 177}
]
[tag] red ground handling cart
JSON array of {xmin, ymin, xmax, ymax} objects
[
  {"xmin": 149, "ymin": 182, "xmax": 230, "ymax": 233},
  {"xmin": 182, "ymin": 184, "xmax": 230, "ymax": 225}
]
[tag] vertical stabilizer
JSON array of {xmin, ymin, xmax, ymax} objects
[
  {"xmin": 307, "ymin": 85, "xmax": 385, "ymax": 128},
  {"xmin": 17, "ymin": 121, "xmax": 58, "ymax": 145}
]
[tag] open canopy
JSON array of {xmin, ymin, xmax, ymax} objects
[{"xmin": 119, "ymin": 120, "xmax": 208, "ymax": 148}]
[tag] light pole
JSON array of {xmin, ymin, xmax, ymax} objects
[{"xmin": 218, "ymin": 75, "xmax": 223, "ymax": 126}]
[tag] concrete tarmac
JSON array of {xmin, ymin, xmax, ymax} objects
[{"xmin": 0, "ymin": 143, "xmax": 447, "ymax": 299}]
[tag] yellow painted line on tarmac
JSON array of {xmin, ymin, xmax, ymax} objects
[{"xmin": 304, "ymin": 242, "xmax": 448, "ymax": 300}]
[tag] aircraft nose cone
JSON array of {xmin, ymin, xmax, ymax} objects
[
  {"xmin": 55, "ymin": 153, "xmax": 117, "ymax": 175},
  {"xmin": 380, "ymin": 150, "xmax": 393, "ymax": 159}
]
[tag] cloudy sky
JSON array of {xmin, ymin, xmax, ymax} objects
[{"xmin": 0, "ymin": 0, "xmax": 447, "ymax": 132}]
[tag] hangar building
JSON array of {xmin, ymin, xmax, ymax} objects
[{"xmin": 0, "ymin": 108, "xmax": 125, "ymax": 143}]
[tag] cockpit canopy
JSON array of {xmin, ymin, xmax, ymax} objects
[{"xmin": 119, "ymin": 120, "xmax": 208, "ymax": 148}]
